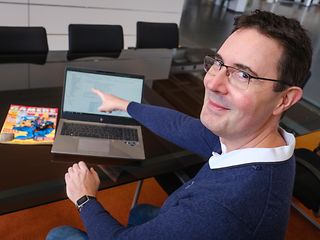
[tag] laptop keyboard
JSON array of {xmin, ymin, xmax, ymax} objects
[{"xmin": 61, "ymin": 122, "xmax": 139, "ymax": 141}]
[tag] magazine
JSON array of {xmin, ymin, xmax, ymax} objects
[{"xmin": 0, "ymin": 104, "xmax": 58, "ymax": 145}]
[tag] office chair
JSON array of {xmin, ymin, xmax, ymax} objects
[
  {"xmin": 0, "ymin": 26, "xmax": 48, "ymax": 54},
  {"xmin": 136, "ymin": 21, "xmax": 179, "ymax": 49},
  {"xmin": 68, "ymin": 24, "xmax": 123, "ymax": 59},
  {"xmin": 292, "ymin": 146, "xmax": 320, "ymax": 230}
]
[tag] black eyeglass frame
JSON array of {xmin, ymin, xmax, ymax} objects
[{"xmin": 203, "ymin": 55, "xmax": 293, "ymax": 87}]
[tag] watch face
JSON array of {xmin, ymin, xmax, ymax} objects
[{"xmin": 77, "ymin": 195, "xmax": 89, "ymax": 206}]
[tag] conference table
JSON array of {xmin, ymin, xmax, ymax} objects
[{"xmin": 0, "ymin": 48, "xmax": 213, "ymax": 215}]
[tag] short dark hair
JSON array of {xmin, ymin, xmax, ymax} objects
[{"xmin": 233, "ymin": 10, "xmax": 312, "ymax": 91}]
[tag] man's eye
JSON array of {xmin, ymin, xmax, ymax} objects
[
  {"xmin": 204, "ymin": 63, "xmax": 212, "ymax": 71},
  {"xmin": 238, "ymin": 71, "xmax": 250, "ymax": 80}
]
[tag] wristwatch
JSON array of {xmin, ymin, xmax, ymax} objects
[{"xmin": 76, "ymin": 195, "xmax": 96, "ymax": 211}]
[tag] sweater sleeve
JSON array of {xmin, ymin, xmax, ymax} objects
[
  {"xmin": 127, "ymin": 102, "xmax": 220, "ymax": 158},
  {"xmin": 80, "ymin": 194, "xmax": 249, "ymax": 240},
  {"xmin": 80, "ymin": 200, "xmax": 123, "ymax": 239}
]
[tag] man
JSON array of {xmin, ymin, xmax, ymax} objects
[{"xmin": 47, "ymin": 10, "xmax": 312, "ymax": 240}]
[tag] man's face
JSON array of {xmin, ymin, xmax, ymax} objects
[{"xmin": 200, "ymin": 28, "xmax": 285, "ymax": 142}]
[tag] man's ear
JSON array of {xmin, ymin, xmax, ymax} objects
[{"xmin": 273, "ymin": 87, "xmax": 303, "ymax": 115}]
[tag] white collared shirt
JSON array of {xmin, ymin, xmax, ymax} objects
[{"xmin": 209, "ymin": 128, "xmax": 296, "ymax": 169}]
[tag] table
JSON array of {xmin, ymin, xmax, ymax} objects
[
  {"xmin": 0, "ymin": 49, "xmax": 174, "ymax": 91},
  {"xmin": 0, "ymin": 48, "xmax": 212, "ymax": 215}
]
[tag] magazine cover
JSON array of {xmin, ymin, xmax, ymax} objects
[{"xmin": 0, "ymin": 104, "xmax": 58, "ymax": 144}]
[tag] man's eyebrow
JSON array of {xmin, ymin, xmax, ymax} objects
[
  {"xmin": 215, "ymin": 53, "xmax": 259, "ymax": 76},
  {"xmin": 234, "ymin": 63, "xmax": 258, "ymax": 76}
]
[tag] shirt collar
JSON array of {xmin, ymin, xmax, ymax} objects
[{"xmin": 209, "ymin": 128, "xmax": 295, "ymax": 169}]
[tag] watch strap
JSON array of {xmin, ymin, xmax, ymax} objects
[{"xmin": 76, "ymin": 195, "xmax": 96, "ymax": 211}]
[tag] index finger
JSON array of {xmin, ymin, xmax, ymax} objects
[{"xmin": 91, "ymin": 88, "xmax": 104, "ymax": 100}]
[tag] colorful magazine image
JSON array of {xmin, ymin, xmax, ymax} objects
[{"xmin": 0, "ymin": 104, "xmax": 58, "ymax": 144}]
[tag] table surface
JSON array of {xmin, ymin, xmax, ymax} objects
[{"xmin": 0, "ymin": 48, "xmax": 213, "ymax": 215}]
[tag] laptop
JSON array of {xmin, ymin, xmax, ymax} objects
[{"xmin": 51, "ymin": 67, "xmax": 145, "ymax": 160}]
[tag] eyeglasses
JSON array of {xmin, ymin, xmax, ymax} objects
[{"xmin": 203, "ymin": 55, "xmax": 292, "ymax": 90}]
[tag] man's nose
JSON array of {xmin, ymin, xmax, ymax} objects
[{"xmin": 204, "ymin": 68, "xmax": 229, "ymax": 93}]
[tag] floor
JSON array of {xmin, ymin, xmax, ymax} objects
[
  {"xmin": 0, "ymin": 178, "xmax": 168, "ymax": 240},
  {"xmin": 1, "ymin": 178, "xmax": 320, "ymax": 240},
  {"xmin": 179, "ymin": 0, "xmax": 320, "ymax": 135}
]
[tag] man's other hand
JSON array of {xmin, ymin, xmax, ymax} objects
[{"xmin": 65, "ymin": 161, "xmax": 100, "ymax": 204}]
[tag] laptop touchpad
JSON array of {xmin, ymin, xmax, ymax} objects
[{"xmin": 78, "ymin": 139, "xmax": 110, "ymax": 153}]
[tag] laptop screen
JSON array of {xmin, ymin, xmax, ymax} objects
[{"xmin": 63, "ymin": 68, "xmax": 143, "ymax": 118}]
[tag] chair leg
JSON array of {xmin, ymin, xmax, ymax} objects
[{"xmin": 131, "ymin": 180, "xmax": 144, "ymax": 209}]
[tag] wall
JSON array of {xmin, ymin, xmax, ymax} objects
[{"xmin": 0, "ymin": 0, "xmax": 184, "ymax": 50}]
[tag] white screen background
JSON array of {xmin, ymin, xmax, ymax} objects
[{"xmin": 63, "ymin": 70, "xmax": 143, "ymax": 118}]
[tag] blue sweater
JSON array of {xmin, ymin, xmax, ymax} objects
[{"xmin": 80, "ymin": 102, "xmax": 295, "ymax": 240}]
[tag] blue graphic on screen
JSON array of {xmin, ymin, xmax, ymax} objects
[{"xmin": 63, "ymin": 70, "xmax": 143, "ymax": 118}]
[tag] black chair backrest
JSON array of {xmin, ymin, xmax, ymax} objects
[
  {"xmin": 68, "ymin": 24, "xmax": 124, "ymax": 54},
  {"xmin": 136, "ymin": 21, "xmax": 179, "ymax": 49},
  {"xmin": 0, "ymin": 26, "xmax": 48, "ymax": 54},
  {"xmin": 294, "ymin": 148, "xmax": 320, "ymax": 214}
]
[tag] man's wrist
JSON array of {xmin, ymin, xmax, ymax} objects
[
  {"xmin": 75, "ymin": 195, "xmax": 96, "ymax": 212},
  {"xmin": 121, "ymin": 99, "xmax": 130, "ymax": 112}
]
